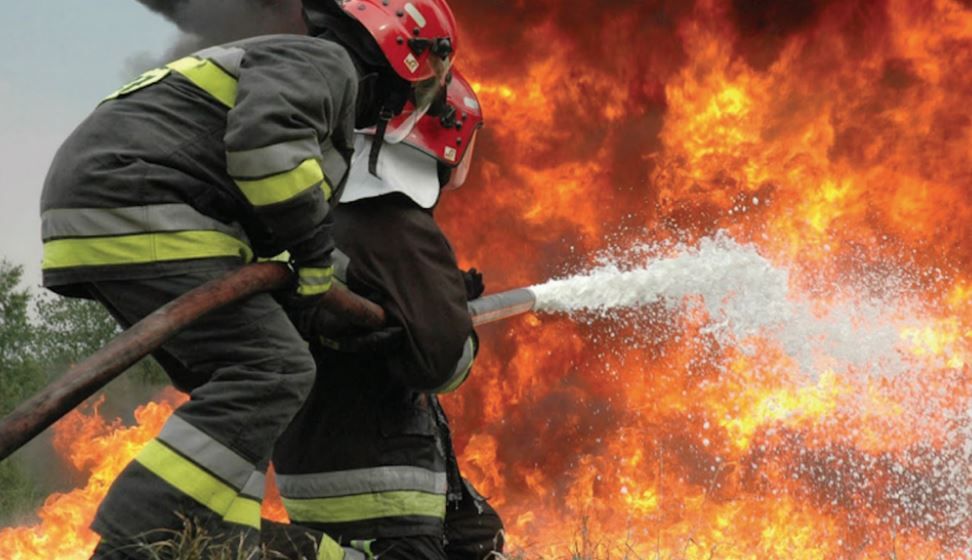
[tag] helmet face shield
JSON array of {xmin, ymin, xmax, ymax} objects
[
  {"xmin": 383, "ymin": 105, "xmax": 429, "ymax": 144},
  {"xmin": 443, "ymin": 128, "xmax": 478, "ymax": 191},
  {"xmin": 416, "ymin": 56, "xmax": 451, "ymax": 110},
  {"xmin": 384, "ymin": 57, "xmax": 452, "ymax": 144},
  {"xmin": 361, "ymin": 67, "xmax": 483, "ymax": 188},
  {"xmin": 385, "ymin": 68, "xmax": 483, "ymax": 188},
  {"xmin": 428, "ymin": 54, "xmax": 453, "ymax": 87}
]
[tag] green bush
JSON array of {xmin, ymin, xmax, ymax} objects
[{"xmin": 0, "ymin": 260, "xmax": 169, "ymax": 524}]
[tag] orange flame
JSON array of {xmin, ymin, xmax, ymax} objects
[
  {"xmin": 0, "ymin": 390, "xmax": 290, "ymax": 558},
  {"xmin": 436, "ymin": 0, "xmax": 972, "ymax": 556},
  {"xmin": 5, "ymin": 0, "xmax": 972, "ymax": 557},
  {"xmin": 0, "ymin": 391, "xmax": 186, "ymax": 559}
]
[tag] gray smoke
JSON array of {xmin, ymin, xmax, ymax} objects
[{"xmin": 129, "ymin": 0, "xmax": 306, "ymax": 72}]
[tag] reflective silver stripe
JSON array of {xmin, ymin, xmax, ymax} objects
[
  {"xmin": 41, "ymin": 204, "xmax": 246, "ymax": 241},
  {"xmin": 276, "ymin": 466, "xmax": 447, "ymax": 499},
  {"xmin": 241, "ymin": 471, "xmax": 266, "ymax": 500},
  {"xmin": 343, "ymin": 548, "xmax": 366, "ymax": 560},
  {"xmin": 157, "ymin": 415, "xmax": 256, "ymax": 491},
  {"xmin": 454, "ymin": 335, "xmax": 476, "ymax": 379},
  {"xmin": 434, "ymin": 335, "xmax": 476, "ymax": 393},
  {"xmin": 297, "ymin": 266, "xmax": 334, "ymax": 296},
  {"xmin": 194, "ymin": 45, "xmax": 244, "ymax": 77},
  {"xmin": 227, "ymin": 136, "xmax": 322, "ymax": 179}
]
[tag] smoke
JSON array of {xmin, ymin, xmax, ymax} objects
[{"xmin": 130, "ymin": 0, "xmax": 305, "ymax": 71}]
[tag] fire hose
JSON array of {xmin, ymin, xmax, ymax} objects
[{"xmin": 0, "ymin": 263, "xmax": 537, "ymax": 462}]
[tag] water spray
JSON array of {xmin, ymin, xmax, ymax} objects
[
  {"xmin": 485, "ymin": 234, "xmax": 913, "ymax": 376},
  {"xmin": 0, "ymin": 233, "xmax": 921, "ymax": 461}
]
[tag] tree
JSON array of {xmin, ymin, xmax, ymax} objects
[
  {"xmin": 31, "ymin": 289, "xmax": 169, "ymax": 388},
  {"xmin": 0, "ymin": 262, "xmax": 168, "ymax": 524},
  {"xmin": 32, "ymin": 292, "xmax": 119, "ymax": 374},
  {"xmin": 0, "ymin": 261, "xmax": 45, "ymax": 523},
  {"xmin": 0, "ymin": 260, "xmax": 42, "ymax": 417},
  {"xmin": 0, "ymin": 259, "xmax": 177, "ymax": 526}
]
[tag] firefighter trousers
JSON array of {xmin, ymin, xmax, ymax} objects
[
  {"xmin": 367, "ymin": 478, "xmax": 504, "ymax": 560},
  {"xmin": 84, "ymin": 268, "xmax": 316, "ymax": 559},
  {"xmin": 264, "ymin": 477, "xmax": 503, "ymax": 560}
]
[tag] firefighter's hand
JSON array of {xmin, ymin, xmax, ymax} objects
[
  {"xmin": 319, "ymin": 326, "xmax": 405, "ymax": 355},
  {"xmin": 271, "ymin": 262, "xmax": 331, "ymax": 336},
  {"xmin": 462, "ymin": 268, "xmax": 485, "ymax": 301},
  {"xmin": 276, "ymin": 290, "xmax": 324, "ymax": 341},
  {"xmin": 276, "ymin": 285, "xmax": 358, "ymax": 341},
  {"xmin": 286, "ymin": 301, "xmax": 355, "ymax": 341}
]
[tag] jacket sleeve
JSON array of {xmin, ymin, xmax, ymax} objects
[
  {"xmin": 334, "ymin": 195, "xmax": 477, "ymax": 393},
  {"xmin": 223, "ymin": 38, "xmax": 357, "ymax": 273}
]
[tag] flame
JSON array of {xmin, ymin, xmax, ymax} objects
[
  {"xmin": 0, "ymin": 389, "xmax": 292, "ymax": 558},
  {"xmin": 5, "ymin": 0, "xmax": 972, "ymax": 557},
  {"xmin": 436, "ymin": 0, "xmax": 972, "ymax": 556},
  {"xmin": 0, "ymin": 391, "xmax": 187, "ymax": 559}
]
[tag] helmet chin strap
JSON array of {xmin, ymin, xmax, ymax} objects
[
  {"xmin": 354, "ymin": 71, "xmax": 380, "ymax": 129},
  {"xmin": 368, "ymin": 108, "xmax": 392, "ymax": 178},
  {"xmin": 367, "ymin": 82, "xmax": 409, "ymax": 178}
]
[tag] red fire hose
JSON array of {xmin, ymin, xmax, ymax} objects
[
  {"xmin": 0, "ymin": 262, "xmax": 386, "ymax": 462},
  {"xmin": 0, "ymin": 264, "xmax": 538, "ymax": 462}
]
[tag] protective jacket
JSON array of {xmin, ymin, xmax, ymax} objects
[
  {"xmin": 54, "ymin": 34, "xmax": 364, "ymax": 557},
  {"xmin": 272, "ymin": 193, "xmax": 477, "ymax": 540},
  {"xmin": 41, "ymin": 34, "xmax": 357, "ymax": 297}
]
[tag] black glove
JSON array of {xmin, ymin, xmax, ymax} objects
[
  {"xmin": 462, "ymin": 268, "xmax": 485, "ymax": 301},
  {"xmin": 288, "ymin": 300, "xmax": 357, "ymax": 342},
  {"xmin": 275, "ymin": 291, "xmax": 319, "ymax": 341},
  {"xmin": 320, "ymin": 325, "xmax": 405, "ymax": 355}
]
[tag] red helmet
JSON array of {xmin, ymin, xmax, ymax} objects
[
  {"xmin": 401, "ymin": 68, "xmax": 484, "ymax": 190},
  {"xmin": 340, "ymin": 0, "xmax": 458, "ymax": 146},
  {"xmin": 340, "ymin": 0, "xmax": 458, "ymax": 82}
]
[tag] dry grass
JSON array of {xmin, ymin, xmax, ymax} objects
[
  {"xmin": 123, "ymin": 516, "xmax": 653, "ymax": 560},
  {"xmin": 101, "ymin": 515, "xmax": 300, "ymax": 560},
  {"xmin": 493, "ymin": 517, "xmax": 651, "ymax": 560}
]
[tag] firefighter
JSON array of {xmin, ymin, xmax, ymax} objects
[
  {"xmin": 272, "ymin": 68, "xmax": 504, "ymax": 559},
  {"xmin": 39, "ymin": 1, "xmax": 458, "ymax": 557}
]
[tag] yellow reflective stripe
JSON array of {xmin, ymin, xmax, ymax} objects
[
  {"xmin": 257, "ymin": 251, "xmax": 292, "ymax": 264},
  {"xmin": 298, "ymin": 266, "xmax": 333, "ymax": 296},
  {"xmin": 223, "ymin": 496, "xmax": 263, "ymax": 527},
  {"xmin": 297, "ymin": 266, "xmax": 334, "ymax": 296},
  {"xmin": 102, "ymin": 67, "xmax": 171, "ymax": 102},
  {"xmin": 283, "ymin": 491, "xmax": 446, "ymax": 524},
  {"xmin": 166, "ymin": 56, "xmax": 238, "ymax": 108},
  {"xmin": 135, "ymin": 440, "xmax": 260, "ymax": 529},
  {"xmin": 317, "ymin": 534, "xmax": 346, "ymax": 560},
  {"xmin": 42, "ymin": 231, "xmax": 252, "ymax": 270},
  {"xmin": 297, "ymin": 282, "xmax": 332, "ymax": 297},
  {"xmin": 234, "ymin": 158, "xmax": 327, "ymax": 207},
  {"xmin": 350, "ymin": 540, "xmax": 375, "ymax": 557}
]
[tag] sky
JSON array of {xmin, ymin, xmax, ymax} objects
[{"xmin": 0, "ymin": 2, "xmax": 177, "ymax": 288}]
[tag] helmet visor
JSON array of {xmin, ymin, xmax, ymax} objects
[
  {"xmin": 443, "ymin": 129, "xmax": 479, "ymax": 191},
  {"xmin": 384, "ymin": 56, "xmax": 452, "ymax": 144}
]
